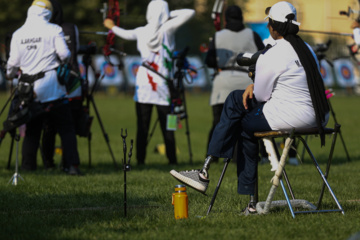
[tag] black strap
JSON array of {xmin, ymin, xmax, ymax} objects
[
  {"xmin": 141, "ymin": 62, "xmax": 172, "ymax": 83},
  {"xmin": 20, "ymin": 67, "xmax": 58, "ymax": 83},
  {"xmin": 141, "ymin": 62, "xmax": 179, "ymax": 100},
  {"xmin": 220, "ymin": 67, "xmax": 248, "ymax": 73},
  {"xmin": 19, "ymin": 72, "xmax": 45, "ymax": 83}
]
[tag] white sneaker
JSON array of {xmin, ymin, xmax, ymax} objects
[
  {"xmin": 288, "ymin": 157, "xmax": 299, "ymax": 166},
  {"xmin": 170, "ymin": 169, "xmax": 209, "ymax": 194}
]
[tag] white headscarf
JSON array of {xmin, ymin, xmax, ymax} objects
[
  {"xmin": 146, "ymin": 0, "xmax": 170, "ymax": 52},
  {"xmin": 26, "ymin": 5, "xmax": 53, "ymax": 22}
]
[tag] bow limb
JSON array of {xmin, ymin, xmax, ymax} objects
[
  {"xmin": 211, "ymin": 0, "xmax": 225, "ymax": 31},
  {"xmin": 102, "ymin": 0, "xmax": 120, "ymax": 62}
]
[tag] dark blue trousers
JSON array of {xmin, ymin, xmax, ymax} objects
[
  {"xmin": 22, "ymin": 102, "xmax": 80, "ymax": 170},
  {"xmin": 207, "ymin": 90, "xmax": 272, "ymax": 195}
]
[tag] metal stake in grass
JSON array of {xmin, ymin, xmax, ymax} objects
[
  {"xmin": 8, "ymin": 133, "xmax": 24, "ymax": 185},
  {"xmin": 121, "ymin": 129, "xmax": 133, "ymax": 217}
]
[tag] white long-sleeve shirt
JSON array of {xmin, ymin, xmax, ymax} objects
[
  {"xmin": 112, "ymin": 9, "xmax": 195, "ymax": 105},
  {"xmin": 353, "ymin": 28, "xmax": 360, "ymax": 46},
  {"xmin": 254, "ymin": 38, "xmax": 327, "ymax": 130},
  {"xmin": 7, "ymin": 6, "xmax": 70, "ymax": 103}
]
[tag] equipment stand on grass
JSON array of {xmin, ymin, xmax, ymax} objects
[
  {"xmin": 6, "ymin": 131, "xmax": 15, "ymax": 170},
  {"xmin": 305, "ymin": 40, "xmax": 351, "ymax": 162},
  {"xmin": 0, "ymin": 86, "xmax": 18, "ymax": 170},
  {"xmin": 121, "ymin": 128, "xmax": 133, "ymax": 217},
  {"xmin": 82, "ymin": 53, "xmax": 118, "ymax": 169},
  {"xmin": 326, "ymin": 99, "xmax": 350, "ymax": 161},
  {"xmin": 175, "ymin": 72, "xmax": 193, "ymax": 164},
  {"xmin": 8, "ymin": 133, "xmax": 24, "ymax": 185},
  {"xmin": 173, "ymin": 47, "xmax": 193, "ymax": 164}
]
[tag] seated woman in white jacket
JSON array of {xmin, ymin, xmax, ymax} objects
[{"xmin": 170, "ymin": 1, "xmax": 329, "ymax": 214}]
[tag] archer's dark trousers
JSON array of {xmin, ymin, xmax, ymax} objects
[
  {"xmin": 41, "ymin": 99, "xmax": 83, "ymax": 169},
  {"xmin": 136, "ymin": 102, "xmax": 177, "ymax": 165},
  {"xmin": 22, "ymin": 102, "xmax": 80, "ymax": 170},
  {"xmin": 207, "ymin": 90, "xmax": 272, "ymax": 195}
]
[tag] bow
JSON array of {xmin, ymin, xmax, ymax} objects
[
  {"xmin": 211, "ymin": 0, "xmax": 225, "ymax": 31},
  {"xmin": 102, "ymin": 0, "xmax": 120, "ymax": 64}
]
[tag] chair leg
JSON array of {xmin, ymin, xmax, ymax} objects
[
  {"xmin": 329, "ymin": 100, "xmax": 351, "ymax": 161},
  {"xmin": 279, "ymin": 178, "xmax": 296, "ymax": 218},
  {"xmin": 317, "ymin": 123, "xmax": 340, "ymax": 208},
  {"xmin": 206, "ymin": 158, "xmax": 231, "ymax": 216},
  {"xmin": 297, "ymin": 135, "xmax": 344, "ymax": 215}
]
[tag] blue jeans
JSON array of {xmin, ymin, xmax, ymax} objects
[{"xmin": 207, "ymin": 90, "xmax": 271, "ymax": 195}]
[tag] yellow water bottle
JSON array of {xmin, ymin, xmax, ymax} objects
[{"xmin": 172, "ymin": 184, "xmax": 188, "ymax": 219}]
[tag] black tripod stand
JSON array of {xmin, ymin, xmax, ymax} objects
[
  {"xmin": 0, "ymin": 86, "xmax": 20, "ymax": 170},
  {"xmin": 0, "ymin": 89, "xmax": 29, "ymax": 182},
  {"xmin": 82, "ymin": 53, "xmax": 118, "ymax": 169},
  {"xmin": 173, "ymin": 48, "xmax": 194, "ymax": 164},
  {"xmin": 5, "ymin": 129, "xmax": 17, "ymax": 170}
]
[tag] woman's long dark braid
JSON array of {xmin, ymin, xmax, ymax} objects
[{"xmin": 270, "ymin": 15, "xmax": 330, "ymax": 146}]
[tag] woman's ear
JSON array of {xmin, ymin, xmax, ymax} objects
[{"xmin": 273, "ymin": 29, "xmax": 283, "ymax": 40}]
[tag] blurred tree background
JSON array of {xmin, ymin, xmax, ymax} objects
[{"xmin": 0, "ymin": 0, "xmax": 249, "ymax": 58}]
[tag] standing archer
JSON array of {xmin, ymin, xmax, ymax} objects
[
  {"xmin": 103, "ymin": 0, "xmax": 195, "ymax": 165},
  {"xmin": 6, "ymin": 0, "xmax": 81, "ymax": 173},
  {"xmin": 41, "ymin": 0, "xmax": 84, "ymax": 174},
  {"xmin": 205, "ymin": 5, "xmax": 265, "ymax": 161}
]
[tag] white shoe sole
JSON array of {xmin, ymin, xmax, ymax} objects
[{"xmin": 170, "ymin": 170, "xmax": 207, "ymax": 193}]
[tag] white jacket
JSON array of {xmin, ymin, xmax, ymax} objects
[
  {"xmin": 7, "ymin": 5, "xmax": 70, "ymax": 103},
  {"xmin": 112, "ymin": 8, "xmax": 195, "ymax": 105},
  {"xmin": 255, "ymin": 39, "xmax": 329, "ymax": 130}
]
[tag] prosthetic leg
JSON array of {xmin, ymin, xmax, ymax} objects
[
  {"xmin": 200, "ymin": 155, "xmax": 213, "ymax": 179},
  {"xmin": 170, "ymin": 155, "xmax": 213, "ymax": 194}
]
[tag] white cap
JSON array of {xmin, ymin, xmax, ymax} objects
[{"xmin": 264, "ymin": 1, "xmax": 300, "ymax": 26}]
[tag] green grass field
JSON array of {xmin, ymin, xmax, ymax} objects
[{"xmin": 0, "ymin": 91, "xmax": 359, "ymax": 240}]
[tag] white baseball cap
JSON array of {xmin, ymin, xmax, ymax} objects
[{"xmin": 264, "ymin": 1, "xmax": 300, "ymax": 26}]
